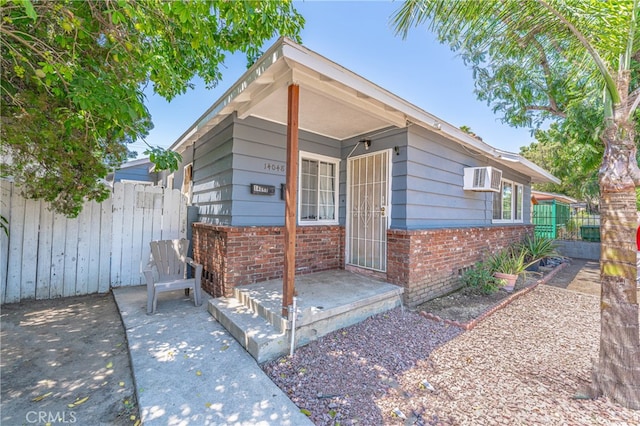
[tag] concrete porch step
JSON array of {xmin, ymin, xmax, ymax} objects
[
  {"xmin": 208, "ymin": 297, "xmax": 291, "ymax": 364},
  {"xmin": 208, "ymin": 270, "xmax": 404, "ymax": 363},
  {"xmin": 233, "ymin": 286, "xmax": 289, "ymax": 333}
]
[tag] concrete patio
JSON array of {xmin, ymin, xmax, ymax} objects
[{"xmin": 209, "ymin": 269, "xmax": 404, "ymax": 363}]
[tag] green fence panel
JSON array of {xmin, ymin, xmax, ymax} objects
[
  {"xmin": 533, "ymin": 200, "xmax": 573, "ymax": 239},
  {"xmin": 533, "ymin": 203, "xmax": 556, "ymax": 238},
  {"xmin": 556, "ymin": 202, "xmax": 571, "ymax": 226}
]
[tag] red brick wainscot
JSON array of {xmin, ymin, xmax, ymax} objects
[
  {"xmin": 387, "ymin": 225, "xmax": 534, "ymax": 307},
  {"xmin": 192, "ymin": 224, "xmax": 345, "ymax": 297}
]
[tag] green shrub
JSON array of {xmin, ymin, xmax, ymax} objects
[{"xmin": 462, "ymin": 261, "xmax": 500, "ymax": 295}]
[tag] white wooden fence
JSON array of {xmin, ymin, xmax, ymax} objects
[{"xmin": 0, "ymin": 181, "xmax": 187, "ymax": 304}]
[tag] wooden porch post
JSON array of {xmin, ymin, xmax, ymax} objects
[{"xmin": 282, "ymin": 84, "xmax": 299, "ymax": 317}]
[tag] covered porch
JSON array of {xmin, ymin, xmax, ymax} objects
[{"xmin": 208, "ymin": 269, "xmax": 403, "ymax": 363}]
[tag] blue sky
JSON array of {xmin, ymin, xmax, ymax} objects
[{"xmin": 136, "ymin": 1, "xmax": 538, "ymax": 157}]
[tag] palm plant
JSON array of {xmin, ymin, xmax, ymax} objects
[
  {"xmin": 489, "ymin": 248, "xmax": 529, "ymax": 276},
  {"xmin": 520, "ymin": 235, "xmax": 558, "ymax": 265},
  {"xmin": 487, "ymin": 247, "xmax": 538, "ymax": 292}
]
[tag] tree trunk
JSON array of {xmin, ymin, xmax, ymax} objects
[{"xmin": 591, "ymin": 74, "xmax": 640, "ymax": 409}]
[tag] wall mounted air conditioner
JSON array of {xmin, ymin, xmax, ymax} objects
[{"xmin": 463, "ymin": 166, "xmax": 502, "ymax": 192}]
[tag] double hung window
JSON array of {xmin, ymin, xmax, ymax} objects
[
  {"xmin": 299, "ymin": 152, "xmax": 339, "ymax": 224},
  {"xmin": 493, "ymin": 179, "xmax": 523, "ymax": 223}
]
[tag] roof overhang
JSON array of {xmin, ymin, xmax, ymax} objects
[
  {"xmin": 169, "ymin": 37, "xmax": 559, "ymax": 185},
  {"xmin": 492, "ymin": 150, "xmax": 560, "ymax": 184},
  {"xmin": 117, "ymin": 157, "xmax": 152, "ymax": 169},
  {"xmin": 532, "ymin": 190, "xmax": 578, "ymax": 204}
]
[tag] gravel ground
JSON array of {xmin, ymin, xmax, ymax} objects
[
  {"xmin": 263, "ymin": 285, "xmax": 640, "ymax": 425},
  {"xmin": 263, "ymin": 307, "xmax": 463, "ymax": 425}
]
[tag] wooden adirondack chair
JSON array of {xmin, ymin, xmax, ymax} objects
[{"xmin": 143, "ymin": 239, "xmax": 202, "ymax": 314}]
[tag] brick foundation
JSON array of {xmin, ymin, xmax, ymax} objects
[
  {"xmin": 387, "ymin": 225, "xmax": 534, "ymax": 307},
  {"xmin": 193, "ymin": 222, "xmax": 532, "ymax": 306},
  {"xmin": 192, "ymin": 224, "xmax": 344, "ymax": 297}
]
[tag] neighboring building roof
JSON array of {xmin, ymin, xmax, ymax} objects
[
  {"xmin": 116, "ymin": 157, "xmax": 153, "ymax": 170},
  {"xmin": 531, "ymin": 190, "xmax": 578, "ymax": 205},
  {"xmin": 106, "ymin": 157, "xmax": 154, "ymax": 184},
  {"xmin": 170, "ymin": 37, "xmax": 559, "ymax": 184}
]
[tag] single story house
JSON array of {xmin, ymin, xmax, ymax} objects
[{"xmin": 157, "ymin": 37, "xmax": 558, "ymax": 307}]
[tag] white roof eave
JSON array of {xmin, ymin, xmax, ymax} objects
[
  {"xmin": 169, "ymin": 42, "xmax": 287, "ymax": 153},
  {"xmin": 279, "ymin": 39, "xmax": 558, "ymax": 184},
  {"xmin": 493, "ymin": 150, "xmax": 560, "ymax": 184},
  {"xmin": 168, "ymin": 37, "xmax": 559, "ymax": 185}
]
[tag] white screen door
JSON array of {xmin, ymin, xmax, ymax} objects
[{"xmin": 347, "ymin": 150, "xmax": 390, "ymax": 271}]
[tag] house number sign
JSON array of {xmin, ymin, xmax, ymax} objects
[
  {"xmin": 251, "ymin": 183, "xmax": 276, "ymax": 195},
  {"xmin": 264, "ymin": 162, "xmax": 286, "ymax": 173}
]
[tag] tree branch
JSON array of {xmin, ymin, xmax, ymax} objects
[
  {"xmin": 497, "ymin": 11, "xmax": 565, "ymax": 118},
  {"xmin": 0, "ymin": 27, "xmax": 61, "ymax": 61},
  {"xmin": 536, "ymin": 0, "xmax": 620, "ymax": 105},
  {"xmin": 530, "ymin": 38, "xmax": 563, "ymax": 115},
  {"xmin": 524, "ymin": 105, "xmax": 567, "ymax": 117},
  {"xmin": 628, "ymin": 87, "xmax": 640, "ymax": 120}
]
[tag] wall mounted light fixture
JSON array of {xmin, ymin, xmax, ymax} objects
[{"xmin": 346, "ymin": 138, "xmax": 372, "ymax": 158}]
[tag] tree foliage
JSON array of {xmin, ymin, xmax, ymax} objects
[
  {"xmin": 393, "ymin": 0, "xmax": 636, "ymax": 128},
  {"xmin": 1, "ymin": 0, "xmax": 304, "ymax": 216},
  {"xmin": 520, "ymin": 104, "xmax": 640, "ymax": 210},
  {"xmin": 520, "ymin": 101, "xmax": 604, "ymax": 204}
]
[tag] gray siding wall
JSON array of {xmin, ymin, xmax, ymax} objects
[
  {"xmin": 400, "ymin": 125, "xmax": 532, "ymax": 229},
  {"xmin": 192, "ymin": 114, "xmax": 235, "ymax": 225},
  {"xmin": 230, "ymin": 116, "xmax": 340, "ymax": 226},
  {"xmin": 188, "ymin": 114, "xmax": 533, "ymax": 229},
  {"xmin": 188, "ymin": 114, "xmax": 341, "ymax": 226}
]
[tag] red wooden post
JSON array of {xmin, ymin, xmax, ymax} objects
[{"xmin": 282, "ymin": 84, "xmax": 299, "ymax": 317}]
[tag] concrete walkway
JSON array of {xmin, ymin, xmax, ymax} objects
[
  {"xmin": 113, "ymin": 286, "xmax": 312, "ymax": 426},
  {"xmin": 546, "ymin": 258, "xmax": 600, "ymax": 295},
  {"xmin": 565, "ymin": 260, "xmax": 600, "ymax": 296},
  {"xmin": 546, "ymin": 257, "xmax": 639, "ymax": 298}
]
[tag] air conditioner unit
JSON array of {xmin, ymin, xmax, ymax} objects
[{"xmin": 463, "ymin": 166, "xmax": 502, "ymax": 192}]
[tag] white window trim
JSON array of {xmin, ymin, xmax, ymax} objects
[
  {"xmin": 182, "ymin": 163, "xmax": 193, "ymax": 204},
  {"xmin": 298, "ymin": 151, "xmax": 340, "ymax": 226},
  {"xmin": 492, "ymin": 179, "xmax": 524, "ymax": 224}
]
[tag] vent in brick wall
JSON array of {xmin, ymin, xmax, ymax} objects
[{"xmin": 457, "ymin": 265, "xmax": 473, "ymax": 277}]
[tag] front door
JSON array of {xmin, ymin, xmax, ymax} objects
[{"xmin": 347, "ymin": 150, "xmax": 390, "ymax": 272}]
